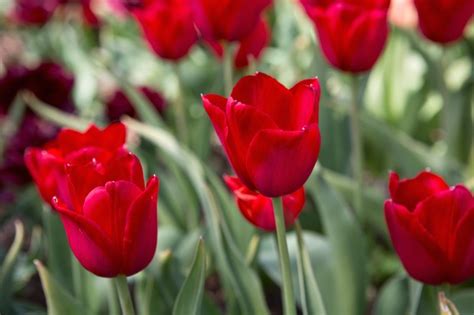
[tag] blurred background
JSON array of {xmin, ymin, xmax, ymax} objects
[{"xmin": 0, "ymin": 0, "xmax": 473, "ymax": 314}]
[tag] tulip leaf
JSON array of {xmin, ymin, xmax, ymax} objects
[
  {"xmin": 0, "ymin": 221, "xmax": 25, "ymax": 303},
  {"xmin": 35, "ymin": 260, "xmax": 87, "ymax": 315},
  {"xmin": 308, "ymin": 172, "xmax": 368, "ymax": 315},
  {"xmin": 373, "ymin": 275, "xmax": 409, "ymax": 315},
  {"xmin": 172, "ymin": 239, "xmax": 206, "ymax": 315}
]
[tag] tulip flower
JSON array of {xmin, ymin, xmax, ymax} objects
[
  {"xmin": 0, "ymin": 64, "xmax": 29, "ymax": 116},
  {"xmin": 413, "ymin": 0, "xmax": 474, "ymax": 44},
  {"xmin": 52, "ymin": 151, "xmax": 159, "ymax": 277},
  {"xmin": 194, "ymin": 0, "xmax": 272, "ymax": 42},
  {"xmin": 202, "ymin": 72, "xmax": 321, "ymax": 197},
  {"xmin": 385, "ymin": 171, "xmax": 474, "ymax": 285},
  {"xmin": 300, "ymin": 0, "xmax": 391, "ymax": 73},
  {"xmin": 106, "ymin": 86, "xmax": 166, "ymax": 122},
  {"xmin": 224, "ymin": 176, "xmax": 305, "ymax": 231},
  {"xmin": 134, "ymin": 0, "xmax": 199, "ymax": 60},
  {"xmin": 25, "ymin": 123, "xmax": 127, "ymax": 207}
]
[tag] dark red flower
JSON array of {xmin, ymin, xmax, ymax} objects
[
  {"xmin": 224, "ymin": 175, "xmax": 305, "ymax": 231},
  {"xmin": 300, "ymin": 0, "xmax": 390, "ymax": 73},
  {"xmin": 385, "ymin": 171, "xmax": 474, "ymax": 285},
  {"xmin": 106, "ymin": 86, "xmax": 166, "ymax": 122},
  {"xmin": 25, "ymin": 123, "xmax": 127, "ymax": 207},
  {"xmin": 194, "ymin": 0, "xmax": 272, "ymax": 42},
  {"xmin": 26, "ymin": 61, "xmax": 75, "ymax": 113},
  {"xmin": 0, "ymin": 64, "xmax": 29, "ymax": 116},
  {"xmin": 203, "ymin": 72, "xmax": 321, "ymax": 197},
  {"xmin": 134, "ymin": 0, "xmax": 199, "ymax": 60},
  {"xmin": 413, "ymin": 0, "xmax": 473, "ymax": 44},
  {"xmin": 11, "ymin": 0, "xmax": 60, "ymax": 25}
]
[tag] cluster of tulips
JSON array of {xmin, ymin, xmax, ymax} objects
[{"xmin": 1, "ymin": 0, "xmax": 473, "ymax": 314}]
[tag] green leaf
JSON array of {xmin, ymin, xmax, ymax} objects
[
  {"xmin": 308, "ymin": 172, "xmax": 368, "ymax": 315},
  {"xmin": 34, "ymin": 260, "xmax": 87, "ymax": 315},
  {"xmin": 0, "ymin": 221, "xmax": 25, "ymax": 303},
  {"xmin": 373, "ymin": 275, "xmax": 409, "ymax": 315},
  {"xmin": 173, "ymin": 239, "xmax": 206, "ymax": 315}
]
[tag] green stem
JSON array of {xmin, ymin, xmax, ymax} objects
[
  {"xmin": 349, "ymin": 76, "xmax": 363, "ymax": 214},
  {"xmin": 114, "ymin": 276, "xmax": 136, "ymax": 315},
  {"xmin": 273, "ymin": 197, "xmax": 296, "ymax": 315},
  {"xmin": 223, "ymin": 43, "xmax": 234, "ymax": 95},
  {"xmin": 71, "ymin": 255, "xmax": 83, "ymax": 302},
  {"xmin": 294, "ymin": 221, "xmax": 308, "ymax": 315},
  {"xmin": 172, "ymin": 63, "xmax": 189, "ymax": 146}
]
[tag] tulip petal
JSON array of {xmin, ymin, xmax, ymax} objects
[
  {"xmin": 444, "ymin": 186, "xmax": 474, "ymax": 283},
  {"xmin": 289, "ymin": 78, "xmax": 320, "ymax": 128},
  {"xmin": 384, "ymin": 200, "xmax": 447, "ymax": 284},
  {"xmin": 345, "ymin": 10, "xmax": 388, "ymax": 72},
  {"xmin": 230, "ymin": 73, "xmax": 292, "ymax": 129},
  {"xmin": 226, "ymin": 101, "xmax": 278, "ymax": 189},
  {"xmin": 389, "ymin": 171, "xmax": 449, "ymax": 211},
  {"xmin": 123, "ymin": 176, "xmax": 159, "ymax": 276},
  {"xmin": 82, "ymin": 181, "xmax": 142, "ymax": 251},
  {"xmin": 52, "ymin": 198, "xmax": 119, "ymax": 277},
  {"xmin": 246, "ymin": 124, "xmax": 320, "ymax": 197},
  {"xmin": 202, "ymin": 94, "xmax": 228, "ymax": 144}
]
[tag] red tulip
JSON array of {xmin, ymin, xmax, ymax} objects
[
  {"xmin": 224, "ymin": 175, "xmax": 305, "ymax": 231},
  {"xmin": 202, "ymin": 72, "xmax": 321, "ymax": 197},
  {"xmin": 413, "ymin": 0, "xmax": 473, "ymax": 44},
  {"xmin": 385, "ymin": 171, "xmax": 474, "ymax": 285},
  {"xmin": 300, "ymin": 0, "xmax": 391, "ymax": 73},
  {"xmin": 194, "ymin": 0, "xmax": 272, "ymax": 42},
  {"xmin": 134, "ymin": 0, "xmax": 199, "ymax": 60},
  {"xmin": 25, "ymin": 123, "xmax": 127, "ymax": 207},
  {"xmin": 52, "ymin": 151, "xmax": 159, "ymax": 277},
  {"xmin": 234, "ymin": 19, "xmax": 271, "ymax": 69}
]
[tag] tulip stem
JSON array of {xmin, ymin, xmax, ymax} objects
[
  {"xmin": 114, "ymin": 276, "xmax": 136, "ymax": 315},
  {"xmin": 273, "ymin": 197, "xmax": 296, "ymax": 315},
  {"xmin": 223, "ymin": 43, "xmax": 234, "ymax": 95},
  {"xmin": 349, "ymin": 75, "xmax": 363, "ymax": 214}
]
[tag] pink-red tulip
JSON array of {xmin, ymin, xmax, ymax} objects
[
  {"xmin": 234, "ymin": 19, "xmax": 271, "ymax": 69},
  {"xmin": 413, "ymin": 0, "xmax": 473, "ymax": 44},
  {"xmin": 194, "ymin": 0, "xmax": 272, "ymax": 42},
  {"xmin": 300, "ymin": 0, "xmax": 391, "ymax": 73},
  {"xmin": 203, "ymin": 72, "xmax": 321, "ymax": 197},
  {"xmin": 385, "ymin": 171, "xmax": 474, "ymax": 285},
  {"xmin": 134, "ymin": 0, "xmax": 199, "ymax": 60},
  {"xmin": 11, "ymin": 0, "xmax": 60, "ymax": 25},
  {"xmin": 224, "ymin": 176, "xmax": 305, "ymax": 231}
]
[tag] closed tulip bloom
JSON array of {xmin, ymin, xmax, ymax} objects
[
  {"xmin": 385, "ymin": 171, "xmax": 474, "ymax": 285},
  {"xmin": 300, "ymin": 0, "xmax": 391, "ymax": 73},
  {"xmin": 25, "ymin": 123, "xmax": 127, "ymax": 207},
  {"xmin": 52, "ymin": 151, "xmax": 159, "ymax": 277},
  {"xmin": 203, "ymin": 72, "xmax": 321, "ymax": 197},
  {"xmin": 194, "ymin": 0, "xmax": 272, "ymax": 42},
  {"xmin": 224, "ymin": 176, "xmax": 305, "ymax": 231},
  {"xmin": 413, "ymin": 0, "xmax": 473, "ymax": 44},
  {"xmin": 134, "ymin": 0, "xmax": 198, "ymax": 60}
]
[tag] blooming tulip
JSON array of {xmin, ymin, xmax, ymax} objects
[
  {"xmin": 11, "ymin": 0, "xmax": 60, "ymax": 25},
  {"xmin": 234, "ymin": 19, "xmax": 270, "ymax": 69},
  {"xmin": 202, "ymin": 72, "xmax": 321, "ymax": 197},
  {"xmin": 385, "ymin": 171, "xmax": 474, "ymax": 285},
  {"xmin": 52, "ymin": 151, "xmax": 159, "ymax": 277},
  {"xmin": 224, "ymin": 176, "xmax": 305, "ymax": 231},
  {"xmin": 300, "ymin": 0, "xmax": 391, "ymax": 73},
  {"xmin": 134, "ymin": 0, "xmax": 199, "ymax": 60},
  {"xmin": 25, "ymin": 123, "xmax": 127, "ymax": 206},
  {"xmin": 413, "ymin": 0, "xmax": 474, "ymax": 44},
  {"xmin": 194, "ymin": 0, "xmax": 272, "ymax": 42}
]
